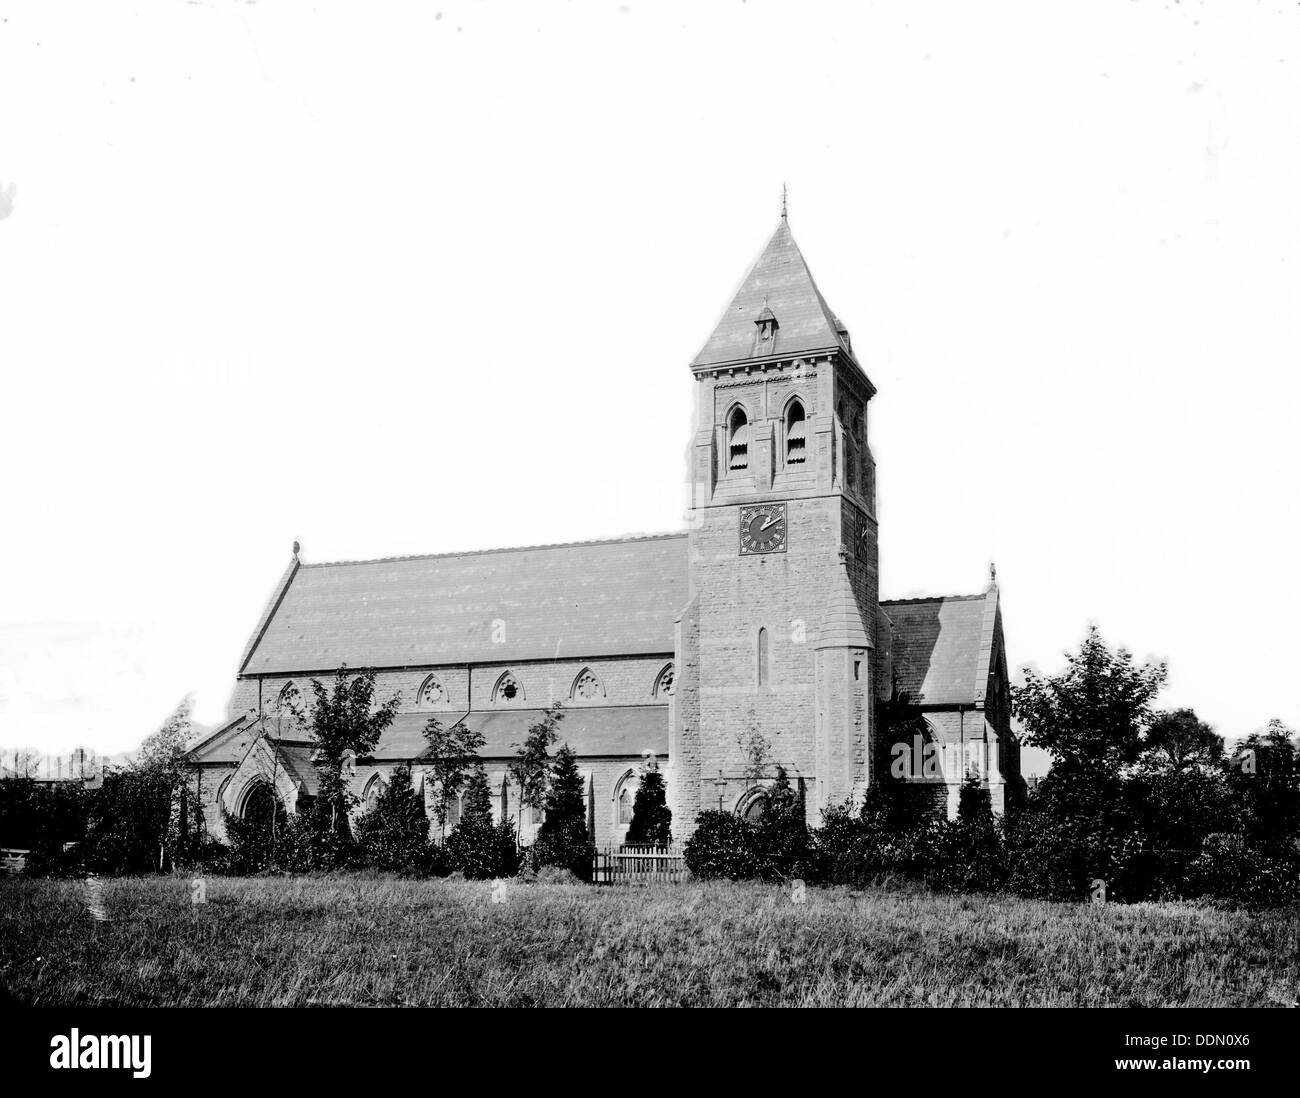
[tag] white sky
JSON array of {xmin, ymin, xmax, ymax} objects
[{"xmin": 1, "ymin": 1, "xmax": 1297, "ymax": 770}]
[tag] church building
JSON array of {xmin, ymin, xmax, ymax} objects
[{"xmin": 185, "ymin": 212, "xmax": 1021, "ymax": 849}]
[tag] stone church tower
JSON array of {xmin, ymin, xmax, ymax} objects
[{"xmin": 669, "ymin": 213, "xmax": 881, "ymax": 827}]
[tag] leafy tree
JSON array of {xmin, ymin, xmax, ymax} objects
[
  {"xmin": 1143, "ymin": 708, "xmax": 1223, "ymax": 771},
  {"xmin": 625, "ymin": 766, "xmax": 672, "ymax": 846},
  {"xmin": 445, "ymin": 765, "xmax": 519, "ymax": 879},
  {"xmin": 507, "ymin": 703, "xmax": 564, "ymax": 836},
  {"xmin": 540, "ymin": 745, "xmax": 586, "ymax": 834},
  {"xmin": 1225, "ymin": 719, "xmax": 1300, "ymax": 845},
  {"xmin": 1013, "ymin": 625, "xmax": 1167, "ymax": 784},
  {"xmin": 754, "ymin": 765, "xmax": 810, "ymax": 877},
  {"xmin": 530, "ymin": 744, "xmax": 595, "ymax": 880},
  {"xmin": 356, "ymin": 764, "xmax": 434, "ymax": 873},
  {"xmin": 930, "ymin": 776, "xmax": 1006, "ymax": 893},
  {"xmin": 307, "ymin": 666, "xmax": 401, "ymax": 836},
  {"xmin": 423, "ymin": 715, "xmax": 486, "ymax": 838},
  {"xmin": 135, "ymin": 696, "xmax": 208, "ymax": 861}
]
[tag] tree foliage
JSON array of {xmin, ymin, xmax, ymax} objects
[
  {"xmin": 422, "ymin": 716, "xmax": 486, "ymax": 836},
  {"xmin": 307, "ymin": 666, "xmax": 401, "ymax": 835},
  {"xmin": 530, "ymin": 744, "xmax": 595, "ymax": 881},
  {"xmin": 625, "ymin": 766, "xmax": 672, "ymax": 846},
  {"xmin": 444, "ymin": 766, "xmax": 519, "ymax": 879},
  {"xmin": 1013, "ymin": 625, "xmax": 1167, "ymax": 782},
  {"xmin": 507, "ymin": 703, "xmax": 564, "ymax": 832},
  {"xmin": 356, "ymin": 764, "xmax": 436, "ymax": 874}
]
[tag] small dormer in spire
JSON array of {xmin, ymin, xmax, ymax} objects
[{"xmin": 754, "ymin": 301, "xmax": 779, "ymax": 348}]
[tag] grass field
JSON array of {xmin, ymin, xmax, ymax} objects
[{"xmin": 2, "ymin": 874, "xmax": 1297, "ymax": 1007}]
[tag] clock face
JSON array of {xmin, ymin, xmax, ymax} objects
[
  {"xmin": 857, "ymin": 516, "xmax": 871, "ymax": 561},
  {"xmin": 739, "ymin": 503, "xmax": 788, "ymax": 555}
]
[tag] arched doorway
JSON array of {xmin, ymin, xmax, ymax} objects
[{"xmin": 241, "ymin": 781, "xmax": 286, "ymax": 831}]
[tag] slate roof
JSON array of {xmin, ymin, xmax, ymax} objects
[
  {"xmin": 692, "ymin": 218, "xmax": 856, "ymax": 369},
  {"xmin": 239, "ymin": 534, "xmax": 688, "ymax": 674},
  {"xmin": 370, "ymin": 706, "xmax": 668, "ymax": 761},
  {"xmin": 880, "ymin": 588, "xmax": 1000, "ymax": 707},
  {"xmin": 814, "ymin": 565, "xmax": 873, "ymax": 650}
]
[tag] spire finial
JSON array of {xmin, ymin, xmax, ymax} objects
[
  {"xmin": 293, "ymin": 539, "xmax": 301, "ymax": 559},
  {"xmin": 780, "ymin": 182, "xmax": 788, "ymax": 220},
  {"xmin": 989, "ymin": 560, "xmax": 997, "ymax": 585}
]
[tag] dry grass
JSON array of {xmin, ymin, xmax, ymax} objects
[{"xmin": 1, "ymin": 875, "xmax": 1296, "ymax": 1007}]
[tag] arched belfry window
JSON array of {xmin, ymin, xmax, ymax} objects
[
  {"xmin": 493, "ymin": 671, "xmax": 523, "ymax": 703},
  {"xmin": 757, "ymin": 627, "xmax": 770, "ymax": 686},
  {"xmin": 571, "ymin": 667, "xmax": 604, "ymax": 701},
  {"xmin": 785, "ymin": 400, "xmax": 806, "ymax": 465},
  {"xmin": 728, "ymin": 406, "xmax": 749, "ymax": 471}
]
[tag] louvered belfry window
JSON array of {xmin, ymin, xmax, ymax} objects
[
  {"xmin": 786, "ymin": 401, "xmax": 806, "ymax": 465},
  {"xmin": 728, "ymin": 407, "xmax": 749, "ymax": 471}
]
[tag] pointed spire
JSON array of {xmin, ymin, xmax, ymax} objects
[{"xmin": 692, "ymin": 217, "xmax": 851, "ymax": 368}]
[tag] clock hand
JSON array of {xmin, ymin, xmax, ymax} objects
[{"xmin": 760, "ymin": 515, "xmax": 779, "ymax": 531}]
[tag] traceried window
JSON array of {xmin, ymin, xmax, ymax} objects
[
  {"xmin": 417, "ymin": 675, "xmax": 448, "ymax": 708},
  {"xmin": 572, "ymin": 668, "xmax": 603, "ymax": 701},
  {"xmin": 728, "ymin": 406, "xmax": 749, "ymax": 471},
  {"xmin": 785, "ymin": 400, "xmax": 807, "ymax": 465},
  {"xmin": 494, "ymin": 672, "xmax": 523, "ymax": 703},
  {"xmin": 618, "ymin": 787, "xmax": 633, "ymax": 825},
  {"xmin": 653, "ymin": 662, "xmax": 675, "ymax": 699},
  {"xmin": 742, "ymin": 791, "xmax": 768, "ymax": 823}
]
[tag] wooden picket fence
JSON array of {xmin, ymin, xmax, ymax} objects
[{"xmin": 592, "ymin": 844, "xmax": 687, "ymax": 885}]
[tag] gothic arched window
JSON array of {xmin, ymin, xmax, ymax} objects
[
  {"xmin": 785, "ymin": 400, "xmax": 806, "ymax": 465},
  {"xmin": 493, "ymin": 671, "xmax": 523, "ymax": 703},
  {"xmin": 613, "ymin": 769, "xmax": 638, "ymax": 829},
  {"xmin": 757, "ymin": 627, "xmax": 770, "ymax": 686},
  {"xmin": 571, "ymin": 668, "xmax": 604, "ymax": 701},
  {"xmin": 728, "ymin": 406, "xmax": 749, "ymax": 471},
  {"xmin": 417, "ymin": 675, "xmax": 448, "ymax": 709},
  {"xmin": 362, "ymin": 774, "xmax": 385, "ymax": 814}
]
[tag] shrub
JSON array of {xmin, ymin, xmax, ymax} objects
[
  {"xmin": 1186, "ymin": 835, "xmax": 1300, "ymax": 906},
  {"xmin": 683, "ymin": 811, "xmax": 762, "ymax": 880},
  {"xmin": 625, "ymin": 767, "xmax": 672, "ymax": 846},
  {"xmin": 445, "ymin": 818, "xmax": 519, "ymax": 880},
  {"xmin": 529, "ymin": 745, "xmax": 595, "ymax": 882},
  {"xmin": 753, "ymin": 767, "xmax": 811, "ymax": 879},
  {"xmin": 355, "ymin": 765, "xmax": 436, "ymax": 874},
  {"xmin": 927, "ymin": 778, "xmax": 1007, "ymax": 894}
]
